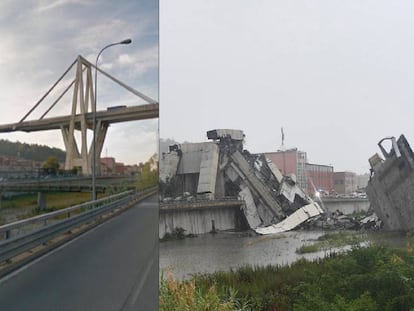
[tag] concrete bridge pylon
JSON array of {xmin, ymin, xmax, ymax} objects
[
  {"xmin": 1, "ymin": 55, "xmax": 159, "ymax": 175},
  {"xmin": 62, "ymin": 55, "xmax": 97, "ymax": 174}
]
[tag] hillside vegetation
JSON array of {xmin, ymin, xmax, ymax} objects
[{"xmin": 0, "ymin": 139, "xmax": 65, "ymax": 162}]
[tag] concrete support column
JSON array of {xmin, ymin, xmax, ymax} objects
[
  {"xmin": 92, "ymin": 120, "xmax": 108, "ymax": 176},
  {"xmin": 37, "ymin": 192, "xmax": 47, "ymax": 210}
]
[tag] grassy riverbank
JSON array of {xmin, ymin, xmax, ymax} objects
[{"xmin": 160, "ymin": 242, "xmax": 414, "ymax": 310}]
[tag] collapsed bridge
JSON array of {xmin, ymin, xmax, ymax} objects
[{"xmin": 160, "ymin": 129, "xmax": 324, "ymax": 234}]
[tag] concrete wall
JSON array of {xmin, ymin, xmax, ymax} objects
[
  {"xmin": 159, "ymin": 203, "xmax": 247, "ymax": 238},
  {"xmin": 322, "ymin": 199, "xmax": 370, "ymax": 215}
]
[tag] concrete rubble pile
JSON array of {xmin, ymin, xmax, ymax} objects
[
  {"xmin": 305, "ymin": 210, "xmax": 381, "ymax": 231},
  {"xmin": 160, "ymin": 129, "xmax": 324, "ymax": 234},
  {"xmin": 367, "ymin": 134, "xmax": 414, "ymax": 231}
]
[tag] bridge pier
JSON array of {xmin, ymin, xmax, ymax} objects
[
  {"xmin": 37, "ymin": 192, "xmax": 47, "ymax": 210},
  {"xmin": 63, "ymin": 56, "xmax": 95, "ymax": 175}
]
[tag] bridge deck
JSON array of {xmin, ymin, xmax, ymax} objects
[{"xmin": 0, "ymin": 103, "xmax": 158, "ymax": 133}]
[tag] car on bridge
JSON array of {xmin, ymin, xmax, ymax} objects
[{"xmin": 107, "ymin": 105, "xmax": 127, "ymax": 111}]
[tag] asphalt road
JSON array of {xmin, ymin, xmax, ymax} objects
[{"xmin": 0, "ymin": 195, "xmax": 159, "ymax": 310}]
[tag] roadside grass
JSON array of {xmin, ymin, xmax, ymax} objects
[
  {"xmin": 37, "ymin": 192, "xmax": 94, "ymax": 211},
  {"xmin": 0, "ymin": 192, "xmax": 95, "ymax": 221},
  {"xmin": 1, "ymin": 194, "xmax": 38, "ymax": 210},
  {"xmin": 296, "ymin": 231, "xmax": 366, "ymax": 254}
]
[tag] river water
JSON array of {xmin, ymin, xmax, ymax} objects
[{"xmin": 159, "ymin": 230, "xmax": 408, "ymax": 280}]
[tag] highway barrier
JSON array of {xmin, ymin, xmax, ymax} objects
[{"xmin": 0, "ymin": 187, "xmax": 157, "ymax": 270}]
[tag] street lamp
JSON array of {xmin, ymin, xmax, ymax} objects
[{"xmin": 92, "ymin": 38, "xmax": 132, "ymax": 200}]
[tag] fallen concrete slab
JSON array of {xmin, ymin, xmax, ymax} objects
[{"xmin": 255, "ymin": 202, "xmax": 324, "ymax": 234}]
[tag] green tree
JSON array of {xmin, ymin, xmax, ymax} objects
[
  {"xmin": 43, "ymin": 156, "xmax": 60, "ymax": 175},
  {"xmin": 136, "ymin": 154, "xmax": 158, "ymax": 190}
]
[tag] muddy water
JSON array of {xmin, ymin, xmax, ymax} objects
[{"xmin": 159, "ymin": 230, "xmax": 408, "ymax": 280}]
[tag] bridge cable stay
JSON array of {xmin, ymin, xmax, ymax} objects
[
  {"xmin": 18, "ymin": 59, "xmax": 78, "ymax": 123},
  {"xmin": 40, "ymin": 67, "xmax": 87, "ymax": 120},
  {"xmin": 85, "ymin": 57, "xmax": 157, "ymax": 105},
  {"xmin": 19, "ymin": 56, "xmax": 157, "ymax": 125}
]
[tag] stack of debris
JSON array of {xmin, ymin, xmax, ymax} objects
[{"xmin": 304, "ymin": 210, "xmax": 381, "ymax": 231}]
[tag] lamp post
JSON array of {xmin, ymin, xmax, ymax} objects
[{"xmin": 92, "ymin": 38, "xmax": 132, "ymax": 200}]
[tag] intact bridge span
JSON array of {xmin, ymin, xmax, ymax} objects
[{"xmin": 0, "ymin": 55, "xmax": 158, "ymax": 175}]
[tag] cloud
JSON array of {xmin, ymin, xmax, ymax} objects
[
  {"xmin": 114, "ymin": 46, "xmax": 158, "ymax": 78},
  {"xmin": 35, "ymin": 0, "xmax": 93, "ymax": 13},
  {"xmin": 0, "ymin": 0, "xmax": 158, "ymax": 165},
  {"xmin": 118, "ymin": 54, "xmax": 133, "ymax": 65},
  {"xmin": 104, "ymin": 120, "xmax": 158, "ymax": 164}
]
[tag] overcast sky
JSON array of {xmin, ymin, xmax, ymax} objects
[
  {"xmin": 0, "ymin": 0, "xmax": 158, "ymax": 165},
  {"xmin": 160, "ymin": 1, "xmax": 414, "ymax": 174}
]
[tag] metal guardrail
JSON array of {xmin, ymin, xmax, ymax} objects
[
  {"xmin": 0, "ymin": 187, "xmax": 156, "ymax": 264},
  {"xmin": 0, "ymin": 175, "xmax": 138, "ymax": 192}
]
